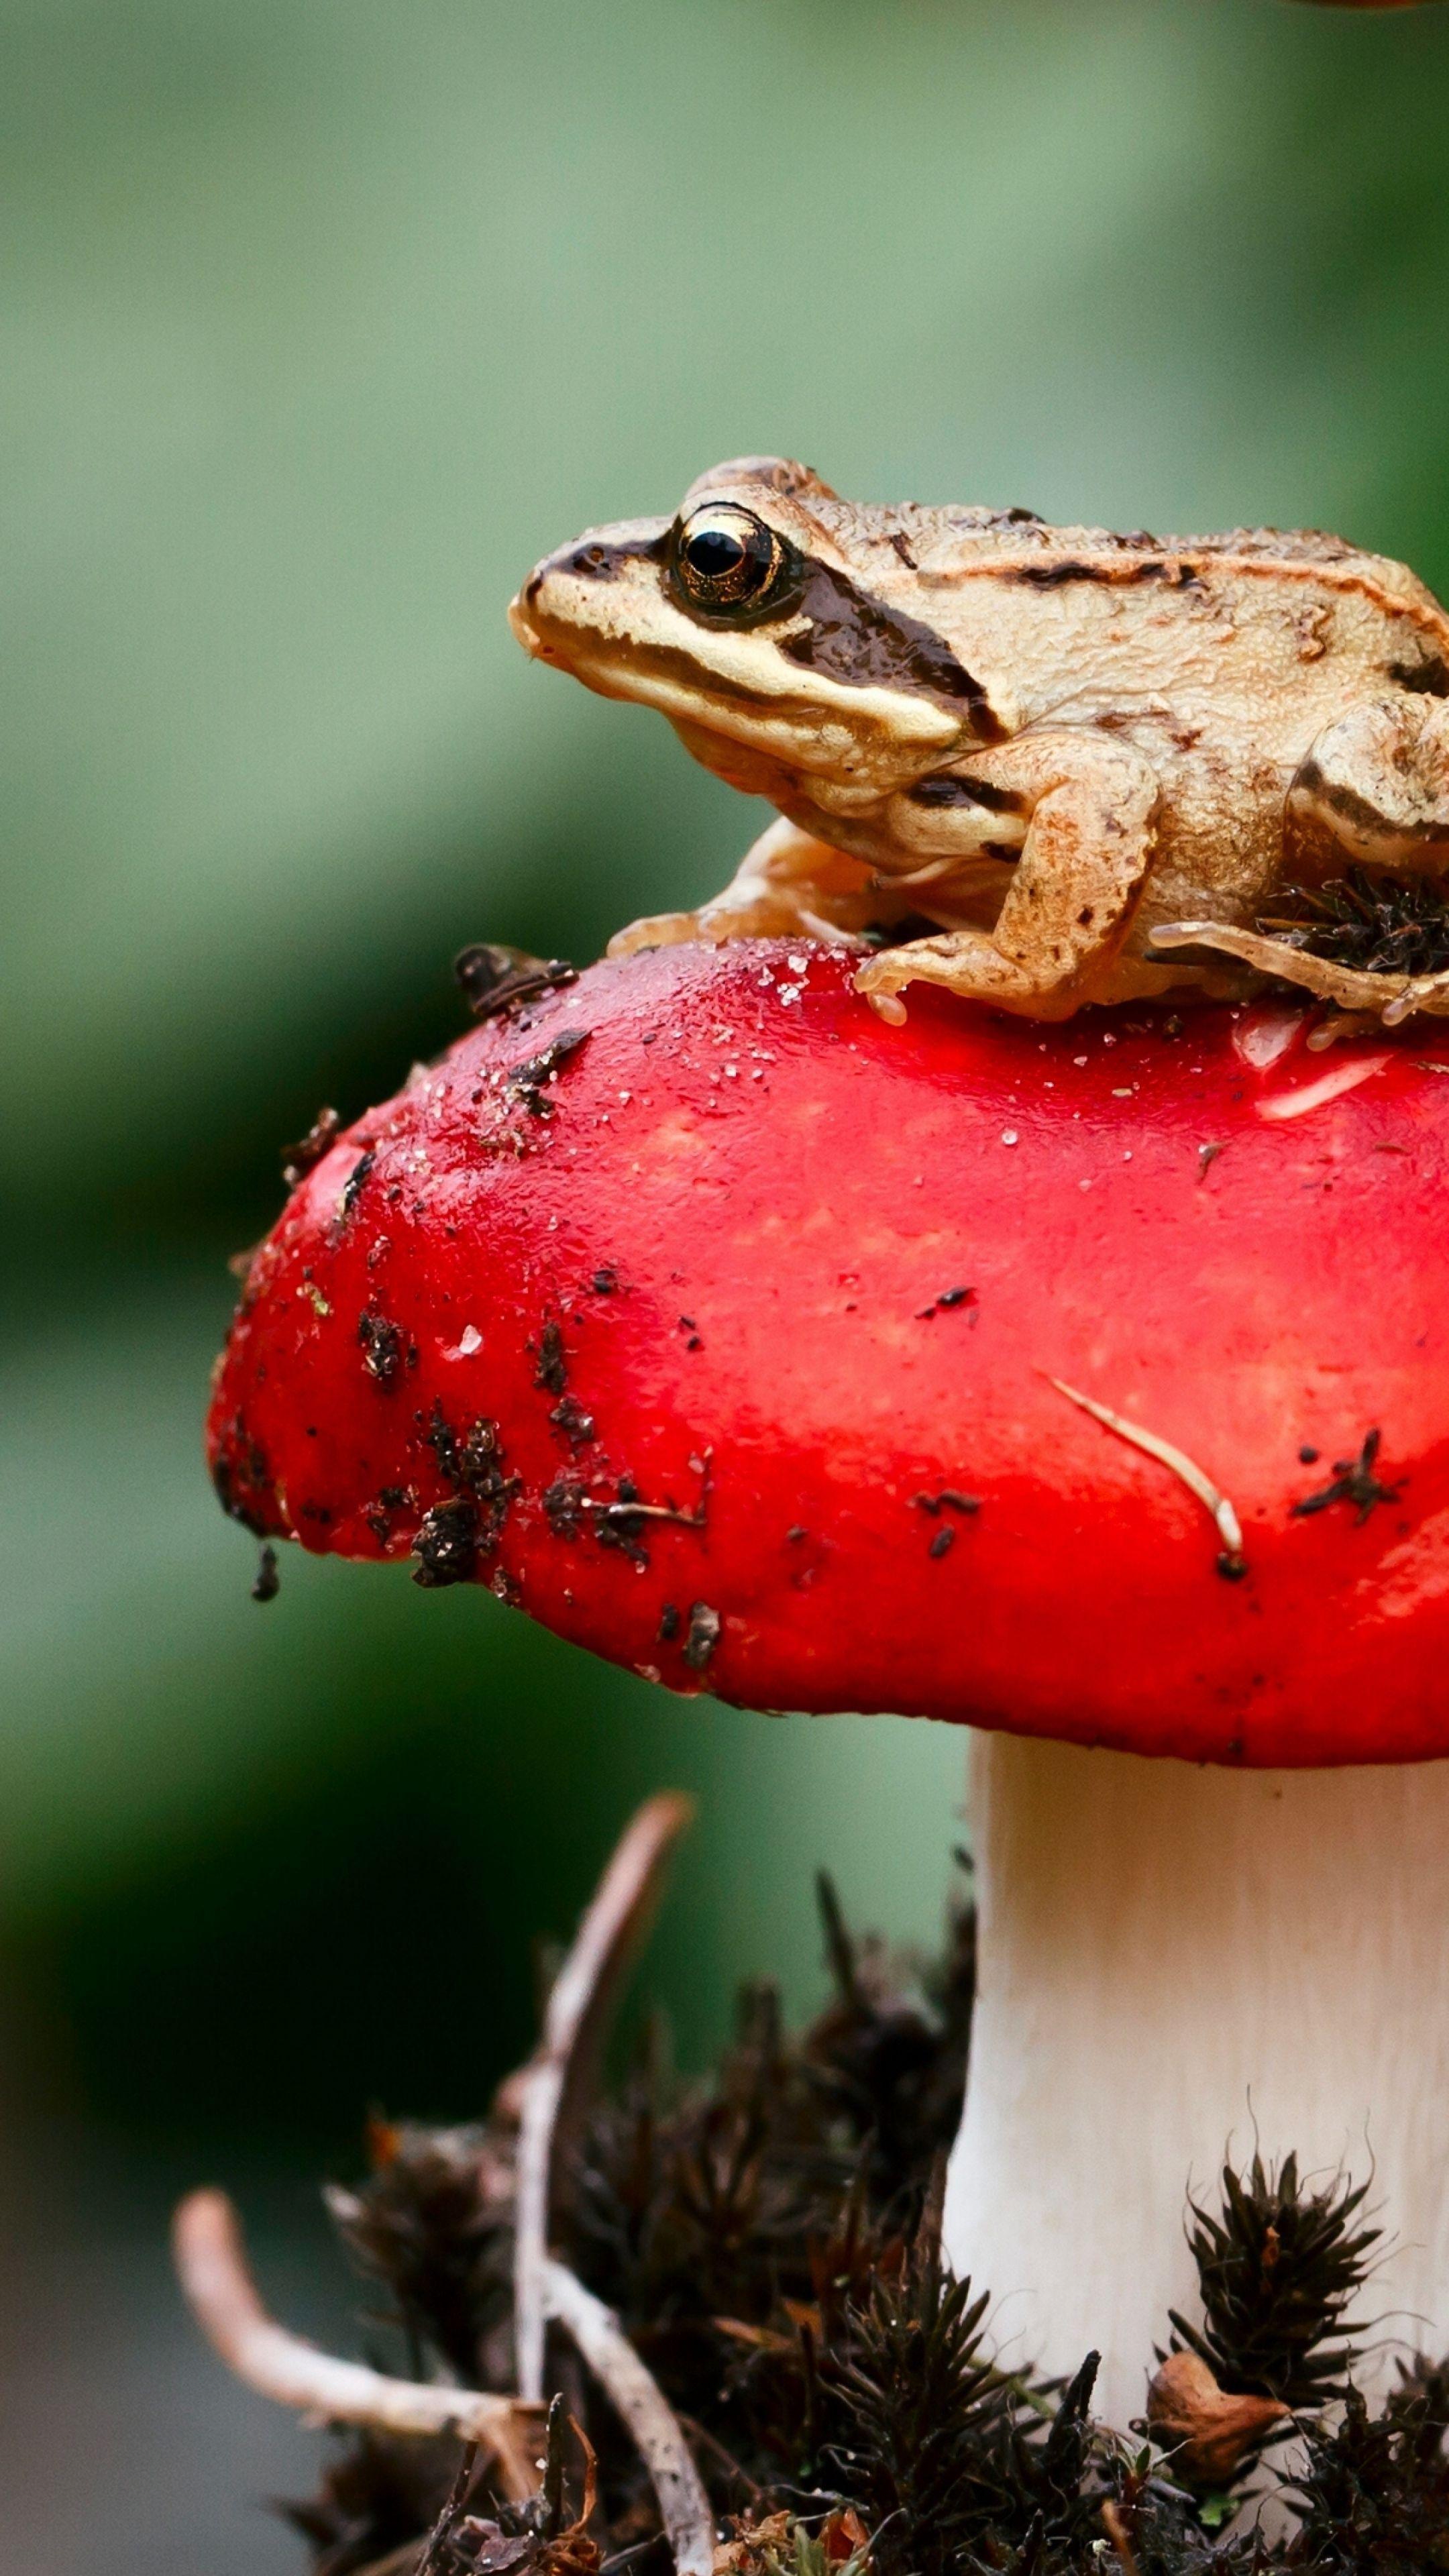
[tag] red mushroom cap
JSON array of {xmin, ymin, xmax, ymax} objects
[{"xmin": 209, "ymin": 941, "xmax": 1449, "ymax": 1768}]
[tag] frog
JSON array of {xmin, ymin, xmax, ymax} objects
[{"xmin": 508, "ymin": 456, "xmax": 1449, "ymax": 1025}]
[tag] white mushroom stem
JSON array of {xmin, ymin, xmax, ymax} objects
[
  {"xmin": 943, "ymin": 1731, "xmax": 1449, "ymax": 2432},
  {"xmin": 172, "ymin": 2188, "xmax": 543, "ymax": 2500}
]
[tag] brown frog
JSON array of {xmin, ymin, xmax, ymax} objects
[{"xmin": 508, "ymin": 457, "xmax": 1449, "ymax": 1024}]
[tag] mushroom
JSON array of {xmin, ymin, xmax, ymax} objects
[{"xmin": 210, "ymin": 938, "xmax": 1449, "ymax": 2427}]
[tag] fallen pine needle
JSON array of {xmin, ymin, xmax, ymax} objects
[
  {"xmin": 1048, "ymin": 1378, "xmax": 1245, "ymax": 1568},
  {"xmin": 1256, "ymin": 1057, "xmax": 1389, "ymax": 1121}
]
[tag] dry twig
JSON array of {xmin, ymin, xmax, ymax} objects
[
  {"xmin": 514, "ymin": 1792, "xmax": 696, "ymax": 2403},
  {"xmin": 172, "ymin": 2188, "xmax": 541, "ymax": 2502},
  {"xmin": 176, "ymin": 1798, "xmax": 708, "ymax": 2574},
  {"xmin": 541, "ymin": 2257, "xmax": 714, "ymax": 2576}
]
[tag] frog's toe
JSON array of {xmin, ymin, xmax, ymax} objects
[
  {"xmin": 854, "ymin": 932, "xmax": 1082, "ymax": 1021},
  {"xmin": 1381, "ymin": 971, "xmax": 1449, "ymax": 1026},
  {"xmin": 1149, "ymin": 920, "xmax": 1289, "ymax": 975},
  {"xmin": 606, "ymin": 908, "xmax": 711, "ymax": 959}
]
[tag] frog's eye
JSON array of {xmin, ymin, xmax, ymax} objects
[{"xmin": 670, "ymin": 504, "xmax": 796, "ymax": 623}]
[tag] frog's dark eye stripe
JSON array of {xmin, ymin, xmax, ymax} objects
[
  {"xmin": 667, "ymin": 498, "xmax": 1002, "ymax": 737},
  {"xmin": 780, "ymin": 559, "xmax": 1005, "ymax": 739},
  {"xmin": 1389, "ymin": 653, "xmax": 1449, "ymax": 698},
  {"xmin": 908, "ymin": 772, "xmax": 1022, "ymax": 812},
  {"xmin": 669, "ymin": 505, "xmax": 797, "ymax": 624}
]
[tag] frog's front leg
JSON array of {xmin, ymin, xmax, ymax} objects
[
  {"xmin": 1149, "ymin": 696, "xmax": 1449, "ymax": 1024},
  {"xmin": 607, "ymin": 818, "xmax": 894, "ymax": 957},
  {"xmin": 853, "ymin": 731, "xmax": 1160, "ymax": 1024}
]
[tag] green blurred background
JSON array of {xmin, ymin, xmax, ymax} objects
[{"xmin": 5, "ymin": 0, "xmax": 1449, "ymax": 2561}]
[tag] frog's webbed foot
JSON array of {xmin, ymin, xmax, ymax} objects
[
  {"xmin": 607, "ymin": 818, "xmax": 882, "ymax": 960},
  {"xmin": 857, "ymin": 928, "xmax": 1085, "ymax": 1024},
  {"xmin": 854, "ymin": 731, "xmax": 1160, "ymax": 1022},
  {"xmin": 1148, "ymin": 920, "xmax": 1449, "ymax": 1024}
]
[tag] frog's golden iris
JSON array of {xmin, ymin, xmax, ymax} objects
[{"xmin": 669, "ymin": 502, "xmax": 796, "ymax": 625}]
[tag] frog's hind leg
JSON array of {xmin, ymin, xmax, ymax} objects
[
  {"xmin": 607, "ymin": 818, "xmax": 885, "ymax": 957},
  {"xmin": 853, "ymin": 729, "xmax": 1160, "ymax": 1022},
  {"xmin": 1150, "ymin": 692, "xmax": 1449, "ymax": 1024},
  {"xmin": 1146, "ymin": 919, "xmax": 1449, "ymax": 1024},
  {"xmin": 1289, "ymin": 692, "xmax": 1449, "ymax": 871}
]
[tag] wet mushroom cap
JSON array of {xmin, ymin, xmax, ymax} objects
[{"xmin": 209, "ymin": 940, "xmax": 1449, "ymax": 1766}]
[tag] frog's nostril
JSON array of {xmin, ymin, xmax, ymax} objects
[
  {"xmin": 565, "ymin": 541, "xmax": 618, "ymax": 581},
  {"xmin": 551, "ymin": 527, "xmax": 671, "ymax": 586}
]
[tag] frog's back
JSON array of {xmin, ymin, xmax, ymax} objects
[
  {"xmin": 799, "ymin": 500, "xmax": 1449, "ymax": 735},
  {"xmin": 818, "ymin": 496, "xmax": 1447, "ymax": 623},
  {"xmin": 1018, "ymin": 517, "xmax": 1446, "ymax": 625}
]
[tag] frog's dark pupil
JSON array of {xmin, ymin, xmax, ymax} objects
[
  {"xmin": 672, "ymin": 504, "xmax": 793, "ymax": 621},
  {"xmin": 686, "ymin": 529, "xmax": 747, "ymax": 580}
]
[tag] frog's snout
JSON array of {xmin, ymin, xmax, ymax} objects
[
  {"xmin": 508, "ymin": 545, "xmax": 571, "ymax": 656},
  {"xmin": 507, "ymin": 571, "xmax": 547, "ymax": 657},
  {"xmin": 508, "ymin": 518, "xmax": 672, "ymax": 666},
  {"xmin": 507, "ymin": 545, "xmax": 602, "ymax": 665}
]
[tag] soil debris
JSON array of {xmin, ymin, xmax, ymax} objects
[
  {"xmin": 359, "ymin": 1310, "xmax": 405, "ymax": 1385},
  {"xmin": 1291, "ymin": 1426, "xmax": 1401, "ymax": 1526},
  {"xmin": 549, "ymin": 1397, "xmax": 597, "ymax": 1451},
  {"xmin": 914, "ymin": 1286, "xmax": 977, "ymax": 1320},
  {"xmin": 508, "ymin": 1030, "xmax": 592, "ymax": 1117},
  {"xmin": 340, "ymin": 1151, "xmax": 376, "ymax": 1220},
  {"xmin": 411, "ymin": 1497, "xmax": 480, "ymax": 1588},
  {"xmin": 455, "ymin": 945, "xmax": 579, "ymax": 1021},
  {"xmin": 535, "ymin": 1324, "xmax": 569, "ymax": 1397},
  {"xmin": 425, "ymin": 1404, "xmax": 520, "ymax": 1545},
  {"xmin": 682, "ymin": 1603, "xmax": 720, "ymax": 1670},
  {"xmin": 282, "ymin": 1107, "xmax": 342, "ymax": 1187}
]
